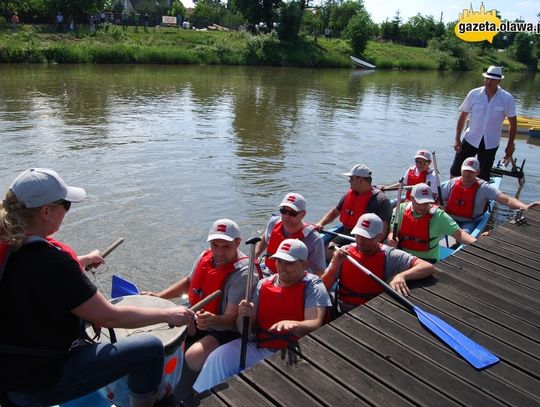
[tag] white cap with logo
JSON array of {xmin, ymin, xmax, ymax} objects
[
  {"xmin": 280, "ymin": 193, "xmax": 306, "ymax": 212},
  {"xmin": 414, "ymin": 150, "xmax": 432, "ymax": 161},
  {"xmin": 461, "ymin": 157, "xmax": 480, "ymax": 173},
  {"xmin": 9, "ymin": 168, "xmax": 86, "ymax": 208},
  {"xmin": 351, "ymin": 213, "xmax": 383, "ymax": 239},
  {"xmin": 411, "ymin": 183, "xmax": 435, "ymax": 204},
  {"xmin": 342, "ymin": 164, "xmax": 372, "ymax": 177},
  {"xmin": 207, "ymin": 218, "xmax": 240, "ymax": 242},
  {"xmin": 270, "ymin": 239, "xmax": 308, "ymax": 262}
]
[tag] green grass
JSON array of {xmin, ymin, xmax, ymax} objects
[{"xmin": 0, "ymin": 24, "xmax": 533, "ymax": 71}]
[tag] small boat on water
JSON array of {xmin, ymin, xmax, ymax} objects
[
  {"xmin": 349, "ymin": 55, "xmax": 376, "ymax": 70},
  {"xmin": 502, "ymin": 115, "xmax": 540, "ymax": 134}
]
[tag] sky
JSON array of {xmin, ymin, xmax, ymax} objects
[{"xmin": 361, "ymin": 0, "xmax": 540, "ymax": 24}]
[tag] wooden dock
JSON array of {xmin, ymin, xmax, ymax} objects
[{"xmin": 186, "ymin": 207, "xmax": 540, "ymax": 406}]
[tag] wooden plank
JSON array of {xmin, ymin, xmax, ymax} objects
[
  {"xmin": 433, "ymin": 262, "xmax": 540, "ymax": 312},
  {"xmin": 441, "ymin": 254, "xmax": 540, "ymax": 299},
  {"xmin": 419, "ymin": 278, "xmax": 540, "ymax": 342},
  {"xmin": 265, "ymin": 350, "xmax": 368, "ymax": 406},
  {"xmin": 331, "ymin": 313, "xmax": 506, "ymax": 406},
  {"xmin": 299, "ymin": 335, "xmax": 415, "ymax": 406},
  {"xmin": 464, "ymin": 245, "xmax": 540, "ymax": 280},
  {"xmin": 473, "ymin": 238, "xmax": 540, "ymax": 270},
  {"xmin": 443, "ymin": 253, "xmax": 540, "ymax": 293},
  {"xmin": 212, "ymin": 375, "xmax": 274, "ymax": 406},
  {"xmin": 371, "ymin": 296, "xmax": 540, "ymax": 399},
  {"xmin": 239, "ymin": 360, "xmax": 323, "ymax": 406},
  {"xmin": 411, "ymin": 287, "xmax": 540, "ymax": 360},
  {"xmin": 311, "ymin": 324, "xmax": 461, "ymax": 406},
  {"xmin": 184, "ymin": 390, "xmax": 229, "ymax": 406},
  {"xmin": 355, "ymin": 300, "xmax": 540, "ymax": 406},
  {"xmin": 486, "ymin": 226, "xmax": 540, "ymax": 253},
  {"xmin": 431, "ymin": 265, "xmax": 540, "ymax": 327}
]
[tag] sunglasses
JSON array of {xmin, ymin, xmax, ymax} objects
[
  {"xmin": 415, "ymin": 160, "xmax": 429, "ymax": 165},
  {"xmin": 52, "ymin": 200, "xmax": 71, "ymax": 211},
  {"xmin": 279, "ymin": 207, "xmax": 299, "ymax": 217}
]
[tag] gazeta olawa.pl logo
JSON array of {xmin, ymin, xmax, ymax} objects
[{"xmin": 455, "ymin": 2, "xmax": 539, "ymax": 43}]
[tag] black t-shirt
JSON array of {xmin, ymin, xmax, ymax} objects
[{"xmin": 0, "ymin": 241, "xmax": 97, "ymax": 392}]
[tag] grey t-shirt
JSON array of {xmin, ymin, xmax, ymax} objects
[
  {"xmin": 264, "ymin": 216, "xmax": 326, "ymax": 274},
  {"xmin": 440, "ymin": 178, "xmax": 501, "ymax": 222},
  {"xmin": 190, "ymin": 250, "xmax": 258, "ymax": 314}
]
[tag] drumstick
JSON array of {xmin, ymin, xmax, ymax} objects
[
  {"xmin": 189, "ymin": 290, "xmax": 222, "ymax": 312},
  {"xmin": 85, "ymin": 238, "xmax": 125, "ymax": 271}
]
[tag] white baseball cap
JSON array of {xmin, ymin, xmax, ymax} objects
[
  {"xmin": 351, "ymin": 213, "xmax": 383, "ymax": 239},
  {"xmin": 411, "ymin": 183, "xmax": 434, "ymax": 204},
  {"xmin": 280, "ymin": 193, "xmax": 306, "ymax": 212},
  {"xmin": 461, "ymin": 157, "xmax": 480, "ymax": 172},
  {"xmin": 482, "ymin": 65, "xmax": 504, "ymax": 80},
  {"xmin": 414, "ymin": 150, "xmax": 432, "ymax": 161},
  {"xmin": 207, "ymin": 218, "xmax": 240, "ymax": 242},
  {"xmin": 343, "ymin": 164, "xmax": 371, "ymax": 177},
  {"xmin": 9, "ymin": 168, "xmax": 86, "ymax": 208},
  {"xmin": 270, "ymin": 239, "xmax": 308, "ymax": 262}
]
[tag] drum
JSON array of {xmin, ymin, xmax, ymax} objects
[{"xmin": 90, "ymin": 295, "xmax": 186, "ymax": 407}]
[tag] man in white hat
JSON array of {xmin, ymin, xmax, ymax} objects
[
  {"xmin": 322, "ymin": 214, "xmax": 434, "ymax": 313},
  {"xmin": 145, "ymin": 218, "xmax": 259, "ymax": 373},
  {"xmin": 193, "ymin": 239, "xmax": 331, "ymax": 392},
  {"xmin": 382, "ymin": 149, "xmax": 439, "ymax": 201},
  {"xmin": 315, "ymin": 163, "xmax": 392, "ymax": 240},
  {"xmin": 387, "ymin": 183, "xmax": 476, "ymax": 263},
  {"xmin": 255, "ymin": 192, "xmax": 325, "ymax": 276},
  {"xmin": 442, "ymin": 157, "xmax": 539, "ymax": 233},
  {"xmin": 451, "ymin": 65, "xmax": 517, "ymax": 181}
]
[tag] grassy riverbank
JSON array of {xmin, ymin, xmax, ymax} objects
[{"xmin": 0, "ymin": 24, "xmax": 533, "ymax": 71}]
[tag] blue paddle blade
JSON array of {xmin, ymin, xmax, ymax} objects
[
  {"xmin": 111, "ymin": 275, "xmax": 140, "ymax": 298},
  {"xmin": 413, "ymin": 305, "xmax": 499, "ymax": 369}
]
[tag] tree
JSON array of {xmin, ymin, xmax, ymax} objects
[
  {"xmin": 328, "ymin": 0, "xmax": 363, "ymax": 34},
  {"xmin": 343, "ymin": 7, "xmax": 375, "ymax": 55},
  {"xmin": 170, "ymin": 0, "xmax": 186, "ymax": 18},
  {"xmin": 276, "ymin": 1, "xmax": 303, "ymax": 41},
  {"xmin": 510, "ymin": 32, "xmax": 537, "ymax": 66},
  {"xmin": 400, "ymin": 13, "xmax": 443, "ymax": 47},
  {"xmin": 191, "ymin": 0, "xmax": 225, "ymax": 27},
  {"xmin": 301, "ymin": 8, "xmax": 324, "ymax": 36}
]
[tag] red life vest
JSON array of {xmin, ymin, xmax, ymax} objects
[
  {"xmin": 398, "ymin": 203, "xmax": 437, "ymax": 252},
  {"xmin": 445, "ymin": 178, "xmax": 480, "ymax": 219},
  {"xmin": 0, "ymin": 242, "xmax": 12, "ymax": 276},
  {"xmin": 256, "ymin": 274, "xmax": 306, "ymax": 349},
  {"xmin": 339, "ymin": 189, "xmax": 374, "ymax": 230},
  {"xmin": 265, "ymin": 221, "xmax": 316, "ymax": 274},
  {"xmin": 188, "ymin": 249, "xmax": 249, "ymax": 314},
  {"xmin": 338, "ymin": 245, "xmax": 385, "ymax": 306},
  {"xmin": 405, "ymin": 167, "xmax": 428, "ymax": 200}
]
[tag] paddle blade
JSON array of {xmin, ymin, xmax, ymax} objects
[
  {"xmin": 111, "ymin": 275, "xmax": 140, "ymax": 298},
  {"xmin": 413, "ymin": 305, "xmax": 499, "ymax": 369}
]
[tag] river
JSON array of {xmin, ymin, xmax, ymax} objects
[{"xmin": 1, "ymin": 64, "xmax": 538, "ymax": 294}]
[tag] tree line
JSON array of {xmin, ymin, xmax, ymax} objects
[{"xmin": 2, "ymin": 0, "xmax": 539, "ymax": 68}]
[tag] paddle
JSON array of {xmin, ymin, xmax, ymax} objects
[
  {"xmin": 321, "ymin": 228, "xmax": 355, "ymax": 243},
  {"xmin": 240, "ymin": 236, "xmax": 261, "ymax": 370},
  {"xmin": 392, "ymin": 177, "xmax": 404, "ymax": 241},
  {"xmin": 111, "ymin": 275, "xmax": 140, "ymax": 298},
  {"xmin": 189, "ymin": 289, "xmax": 222, "ymax": 312},
  {"xmin": 85, "ymin": 237, "xmax": 125, "ymax": 271},
  {"xmin": 340, "ymin": 250, "xmax": 499, "ymax": 369},
  {"xmin": 431, "ymin": 151, "xmax": 444, "ymax": 207}
]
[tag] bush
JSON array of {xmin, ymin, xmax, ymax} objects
[
  {"xmin": 276, "ymin": 1, "xmax": 303, "ymax": 41},
  {"xmin": 343, "ymin": 12, "xmax": 376, "ymax": 56}
]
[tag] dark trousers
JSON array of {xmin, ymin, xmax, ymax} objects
[{"xmin": 450, "ymin": 138, "xmax": 497, "ymax": 181}]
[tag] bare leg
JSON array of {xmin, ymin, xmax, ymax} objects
[{"xmin": 185, "ymin": 335, "xmax": 220, "ymax": 372}]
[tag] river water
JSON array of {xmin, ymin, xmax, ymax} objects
[{"xmin": 1, "ymin": 64, "xmax": 538, "ymax": 294}]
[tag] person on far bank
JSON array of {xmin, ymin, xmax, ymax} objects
[
  {"xmin": 315, "ymin": 164, "xmax": 392, "ymax": 242},
  {"xmin": 255, "ymin": 192, "xmax": 325, "ymax": 276},
  {"xmin": 382, "ymin": 149, "xmax": 439, "ymax": 201},
  {"xmin": 322, "ymin": 214, "xmax": 434, "ymax": 314},
  {"xmin": 0, "ymin": 168, "xmax": 194, "ymax": 407},
  {"xmin": 387, "ymin": 183, "xmax": 476, "ymax": 263},
  {"xmin": 11, "ymin": 11, "xmax": 19, "ymax": 33},
  {"xmin": 143, "ymin": 219, "xmax": 259, "ymax": 373},
  {"xmin": 450, "ymin": 65, "xmax": 517, "ymax": 182},
  {"xmin": 442, "ymin": 157, "xmax": 539, "ymax": 233}
]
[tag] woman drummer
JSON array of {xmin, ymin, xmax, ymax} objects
[{"xmin": 0, "ymin": 168, "xmax": 195, "ymax": 407}]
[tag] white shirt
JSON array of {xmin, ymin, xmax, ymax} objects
[{"xmin": 459, "ymin": 85, "xmax": 516, "ymax": 149}]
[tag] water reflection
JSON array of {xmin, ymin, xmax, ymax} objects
[{"xmin": 0, "ymin": 64, "xmax": 539, "ymax": 292}]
